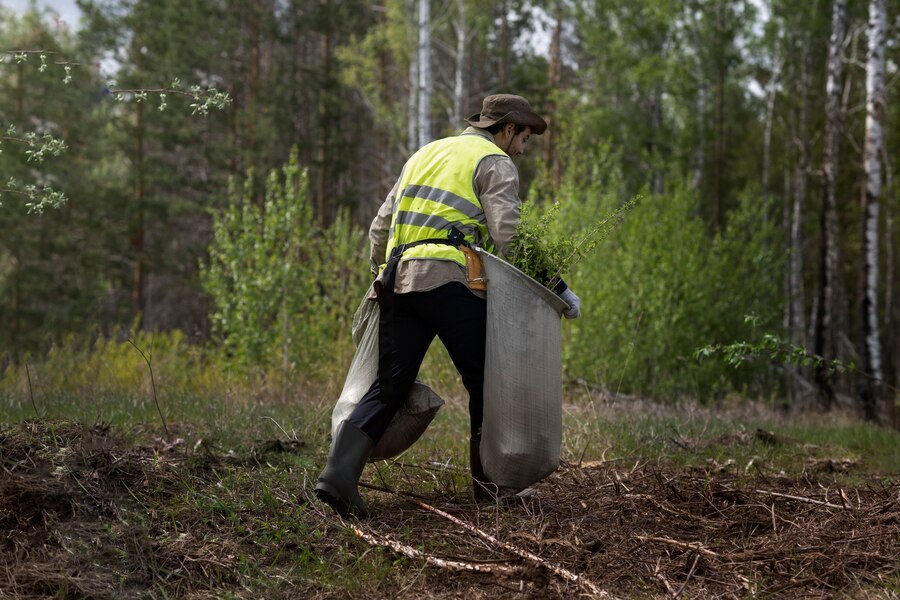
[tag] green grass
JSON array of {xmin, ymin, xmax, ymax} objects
[
  {"xmin": 2, "ymin": 337, "xmax": 899, "ymax": 598},
  {"xmin": 557, "ymin": 392, "xmax": 900, "ymax": 484},
  {"xmin": 4, "ymin": 334, "xmax": 899, "ymax": 483}
]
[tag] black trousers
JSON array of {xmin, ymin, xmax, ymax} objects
[{"xmin": 347, "ymin": 282, "xmax": 487, "ymax": 443}]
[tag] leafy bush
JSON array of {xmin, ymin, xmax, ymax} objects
[
  {"xmin": 200, "ymin": 149, "xmax": 369, "ymax": 382},
  {"xmin": 520, "ymin": 122, "xmax": 783, "ymax": 401},
  {"xmin": 556, "ymin": 181, "xmax": 783, "ymax": 400}
]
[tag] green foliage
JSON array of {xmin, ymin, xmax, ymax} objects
[
  {"xmin": 536, "ymin": 136, "xmax": 783, "ymax": 399},
  {"xmin": 694, "ymin": 315, "xmax": 849, "ymax": 374},
  {"xmin": 0, "ymin": 125, "xmax": 69, "ymax": 212},
  {"xmin": 509, "ymin": 195, "xmax": 639, "ymax": 285},
  {"xmin": 200, "ymin": 149, "xmax": 369, "ymax": 380}
]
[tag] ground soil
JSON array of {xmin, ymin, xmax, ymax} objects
[{"xmin": 1, "ymin": 421, "xmax": 898, "ymax": 599}]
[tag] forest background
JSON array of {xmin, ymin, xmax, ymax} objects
[{"xmin": 1, "ymin": 0, "xmax": 898, "ymax": 427}]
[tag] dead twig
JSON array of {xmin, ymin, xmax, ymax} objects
[
  {"xmin": 674, "ymin": 552, "xmax": 701, "ymax": 598},
  {"xmin": 351, "ymin": 525, "xmax": 527, "ymax": 577},
  {"xmin": 413, "ymin": 499, "xmax": 613, "ymax": 599},
  {"xmin": 635, "ymin": 536, "xmax": 719, "ymax": 557},
  {"xmin": 358, "ymin": 481, "xmax": 431, "ymax": 501},
  {"xmin": 755, "ymin": 489, "xmax": 856, "ymax": 510},
  {"xmin": 651, "ymin": 558, "xmax": 678, "ymax": 596}
]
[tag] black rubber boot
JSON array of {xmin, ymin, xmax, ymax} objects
[
  {"xmin": 470, "ymin": 436, "xmax": 497, "ymax": 502},
  {"xmin": 315, "ymin": 421, "xmax": 374, "ymax": 518}
]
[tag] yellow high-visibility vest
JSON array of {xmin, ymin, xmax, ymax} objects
[{"xmin": 383, "ymin": 133, "xmax": 504, "ymax": 269}]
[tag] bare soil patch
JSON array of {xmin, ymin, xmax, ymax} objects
[{"xmin": 1, "ymin": 420, "xmax": 898, "ymax": 599}]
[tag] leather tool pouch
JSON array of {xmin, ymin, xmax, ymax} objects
[{"xmin": 460, "ymin": 245, "xmax": 487, "ymax": 291}]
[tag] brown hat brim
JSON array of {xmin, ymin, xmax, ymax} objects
[{"xmin": 465, "ymin": 110, "xmax": 547, "ymax": 135}]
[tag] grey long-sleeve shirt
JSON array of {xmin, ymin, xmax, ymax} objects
[{"xmin": 368, "ymin": 127, "xmax": 523, "ymax": 297}]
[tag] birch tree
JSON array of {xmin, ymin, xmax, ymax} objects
[
  {"xmin": 784, "ymin": 17, "xmax": 814, "ymax": 404},
  {"xmin": 417, "ymin": 0, "xmax": 431, "ymax": 147},
  {"xmin": 760, "ymin": 51, "xmax": 782, "ymax": 223},
  {"xmin": 687, "ymin": 5, "xmax": 707, "ymax": 193},
  {"xmin": 452, "ymin": 0, "xmax": 467, "ymax": 126},
  {"xmin": 812, "ymin": 0, "xmax": 846, "ymax": 408},
  {"xmin": 789, "ymin": 29, "xmax": 812, "ymax": 354},
  {"xmin": 859, "ymin": 0, "xmax": 886, "ymax": 422},
  {"xmin": 407, "ymin": 5, "xmax": 418, "ymax": 152}
]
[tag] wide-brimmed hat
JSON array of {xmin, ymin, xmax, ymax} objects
[{"xmin": 465, "ymin": 94, "xmax": 547, "ymax": 135}]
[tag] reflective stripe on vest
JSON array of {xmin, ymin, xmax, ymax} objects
[{"xmin": 383, "ymin": 134, "xmax": 504, "ymax": 269}]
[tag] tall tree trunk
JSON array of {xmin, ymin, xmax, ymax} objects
[
  {"xmin": 12, "ymin": 63, "xmax": 24, "ymax": 354},
  {"xmin": 228, "ymin": 49, "xmax": 242, "ymax": 176},
  {"xmin": 883, "ymin": 149, "xmax": 896, "ymax": 410},
  {"xmin": 498, "ymin": 0, "xmax": 509, "ymax": 87},
  {"xmin": 417, "ymin": 0, "xmax": 431, "ymax": 148},
  {"xmin": 130, "ymin": 24, "xmax": 146, "ymax": 330},
  {"xmin": 407, "ymin": 6, "xmax": 418, "ymax": 153},
  {"xmin": 783, "ymin": 146, "xmax": 799, "ymax": 403},
  {"xmin": 711, "ymin": 1, "xmax": 726, "ymax": 234},
  {"xmin": 318, "ymin": 25, "xmax": 331, "ymax": 225},
  {"xmin": 248, "ymin": 1, "xmax": 259, "ymax": 159},
  {"xmin": 378, "ymin": 18, "xmax": 394, "ymax": 192},
  {"xmin": 689, "ymin": 8, "xmax": 705, "ymax": 194},
  {"xmin": 859, "ymin": 0, "xmax": 886, "ymax": 422},
  {"xmin": 452, "ymin": 0, "xmax": 466, "ymax": 127},
  {"xmin": 544, "ymin": 2, "xmax": 563, "ymax": 189},
  {"xmin": 761, "ymin": 55, "xmax": 782, "ymax": 224},
  {"xmin": 813, "ymin": 0, "xmax": 847, "ymax": 409},
  {"xmin": 790, "ymin": 34, "xmax": 811, "ymax": 353},
  {"xmin": 133, "ymin": 83, "xmax": 145, "ymax": 329}
]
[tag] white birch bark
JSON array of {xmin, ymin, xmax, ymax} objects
[
  {"xmin": 452, "ymin": 0, "xmax": 466, "ymax": 127},
  {"xmin": 417, "ymin": 0, "xmax": 432, "ymax": 148},
  {"xmin": 408, "ymin": 1, "xmax": 418, "ymax": 153},
  {"xmin": 859, "ymin": 0, "xmax": 886, "ymax": 419}
]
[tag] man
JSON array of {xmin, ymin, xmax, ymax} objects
[{"xmin": 315, "ymin": 94, "xmax": 580, "ymax": 518}]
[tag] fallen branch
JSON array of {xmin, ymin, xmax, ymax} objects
[
  {"xmin": 651, "ymin": 558, "xmax": 678, "ymax": 596},
  {"xmin": 351, "ymin": 525, "xmax": 526, "ymax": 577},
  {"xmin": 755, "ymin": 489, "xmax": 855, "ymax": 510},
  {"xmin": 674, "ymin": 552, "xmax": 701, "ymax": 598},
  {"xmin": 414, "ymin": 499, "xmax": 613, "ymax": 599},
  {"xmin": 635, "ymin": 536, "xmax": 720, "ymax": 557}
]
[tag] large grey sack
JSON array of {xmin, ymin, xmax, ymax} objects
[
  {"xmin": 330, "ymin": 286, "xmax": 444, "ymax": 461},
  {"xmin": 479, "ymin": 250, "xmax": 568, "ymax": 489}
]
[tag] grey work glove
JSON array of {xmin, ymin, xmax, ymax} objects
[{"xmin": 559, "ymin": 288, "xmax": 581, "ymax": 319}]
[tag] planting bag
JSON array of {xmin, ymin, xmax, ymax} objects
[
  {"xmin": 330, "ymin": 286, "xmax": 444, "ymax": 461},
  {"xmin": 478, "ymin": 249, "xmax": 569, "ymax": 489}
]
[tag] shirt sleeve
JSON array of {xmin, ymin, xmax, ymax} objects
[
  {"xmin": 369, "ymin": 177, "xmax": 399, "ymax": 274},
  {"xmin": 474, "ymin": 155, "xmax": 521, "ymax": 258}
]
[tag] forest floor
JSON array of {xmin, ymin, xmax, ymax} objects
[{"xmin": 1, "ymin": 418, "xmax": 898, "ymax": 599}]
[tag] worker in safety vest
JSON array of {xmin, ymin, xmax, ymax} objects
[{"xmin": 315, "ymin": 94, "xmax": 581, "ymax": 518}]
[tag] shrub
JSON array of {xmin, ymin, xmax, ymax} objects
[{"xmin": 200, "ymin": 149, "xmax": 369, "ymax": 382}]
